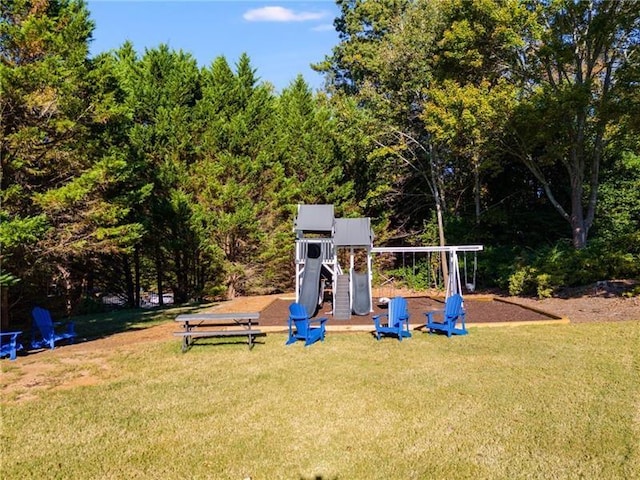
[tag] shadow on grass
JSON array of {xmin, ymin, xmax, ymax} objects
[
  {"xmin": 9, "ymin": 305, "xmax": 209, "ymax": 359},
  {"xmin": 182, "ymin": 337, "xmax": 267, "ymax": 352},
  {"xmin": 67, "ymin": 303, "xmax": 216, "ymax": 345}
]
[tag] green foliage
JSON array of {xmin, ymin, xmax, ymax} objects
[
  {"xmin": 534, "ymin": 273, "xmax": 554, "ymax": 299},
  {"xmin": 0, "ymin": 0, "xmax": 146, "ymax": 313},
  {"xmin": 0, "ymin": 270, "xmax": 21, "ymax": 287},
  {"xmin": 505, "ymin": 241, "xmax": 640, "ymax": 297},
  {"xmin": 2, "ymin": 0, "xmax": 638, "ymax": 321},
  {"xmin": 507, "ymin": 267, "xmax": 556, "ymax": 299},
  {"xmin": 107, "ymin": 43, "xmax": 205, "ymax": 303},
  {"xmin": 316, "ymin": 0, "xmax": 448, "ymax": 239},
  {"xmin": 422, "ymin": 0, "xmax": 533, "ymax": 223},
  {"xmin": 595, "ymin": 152, "xmax": 640, "ymax": 244},
  {"xmin": 506, "ymin": 0, "xmax": 640, "ymax": 248},
  {"xmin": 507, "ymin": 266, "xmax": 535, "ymax": 297},
  {"xmin": 274, "ymin": 76, "xmax": 354, "ymax": 206},
  {"xmin": 387, "ymin": 257, "xmax": 442, "ymax": 291},
  {"xmin": 418, "ymin": 212, "xmax": 441, "ymax": 246},
  {"xmin": 191, "ymin": 56, "xmax": 274, "ymax": 297},
  {"xmin": 0, "ymin": 213, "xmax": 49, "ymax": 249}
]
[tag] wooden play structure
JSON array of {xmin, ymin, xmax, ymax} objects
[{"xmin": 294, "ymin": 204, "xmax": 483, "ymax": 319}]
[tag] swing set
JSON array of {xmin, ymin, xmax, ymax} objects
[{"xmin": 371, "ymin": 246, "xmax": 482, "ymax": 301}]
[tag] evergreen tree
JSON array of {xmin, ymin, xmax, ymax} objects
[
  {"xmin": 1, "ymin": 0, "xmax": 143, "ymax": 318},
  {"xmin": 112, "ymin": 44, "xmax": 202, "ymax": 304},
  {"xmin": 191, "ymin": 54, "xmax": 274, "ymax": 298}
]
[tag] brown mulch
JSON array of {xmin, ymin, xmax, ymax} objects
[{"xmin": 257, "ymin": 295, "xmax": 557, "ymax": 328}]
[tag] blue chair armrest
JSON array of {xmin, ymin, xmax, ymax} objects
[
  {"xmin": 66, "ymin": 321, "xmax": 76, "ymax": 336},
  {"xmin": 1, "ymin": 331, "xmax": 23, "ymax": 360},
  {"xmin": 1, "ymin": 331, "xmax": 21, "ymax": 339},
  {"xmin": 425, "ymin": 309, "xmax": 444, "ymax": 322},
  {"xmin": 391, "ymin": 317, "xmax": 410, "ymax": 330},
  {"xmin": 309, "ymin": 317, "xmax": 328, "ymax": 324},
  {"xmin": 372, "ymin": 313, "xmax": 388, "ymax": 328},
  {"xmin": 310, "ymin": 317, "xmax": 327, "ymax": 333}
]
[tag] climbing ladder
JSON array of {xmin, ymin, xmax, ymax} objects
[{"xmin": 333, "ymin": 274, "xmax": 351, "ymax": 320}]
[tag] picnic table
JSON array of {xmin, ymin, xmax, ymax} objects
[{"xmin": 174, "ymin": 312, "xmax": 263, "ymax": 352}]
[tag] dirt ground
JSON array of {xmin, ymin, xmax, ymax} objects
[
  {"xmin": 251, "ymin": 284, "xmax": 640, "ymax": 328},
  {"xmin": 2, "ymin": 288, "xmax": 638, "ymax": 400},
  {"xmin": 258, "ymin": 294, "xmax": 556, "ymax": 329}
]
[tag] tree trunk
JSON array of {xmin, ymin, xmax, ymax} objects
[
  {"xmin": 155, "ymin": 245, "xmax": 164, "ymax": 307},
  {"xmin": 570, "ymin": 183, "xmax": 588, "ymax": 249},
  {"xmin": 435, "ymin": 197, "xmax": 449, "ymax": 285},
  {"xmin": 123, "ymin": 254, "xmax": 135, "ymax": 308},
  {"xmin": 0, "ymin": 286, "xmax": 9, "ymax": 331},
  {"xmin": 521, "ymin": 153, "xmax": 590, "ymax": 250},
  {"xmin": 429, "ymin": 146, "xmax": 449, "ymax": 285},
  {"xmin": 134, "ymin": 245, "xmax": 141, "ymax": 308},
  {"xmin": 56, "ymin": 264, "xmax": 73, "ymax": 315},
  {"xmin": 569, "ymin": 152, "xmax": 588, "ymax": 249},
  {"xmin": 226, "ymin": 275, "xmax": 236, "ymax": 300},
  {"xmin": 473, "ymin": 153, "xmax": 481, "ymax": 224},
  {"xmin": 173, "ymin": 249, "xmax": 188, "ymax": 304}
]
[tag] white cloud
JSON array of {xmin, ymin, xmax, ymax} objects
[{"xmin": 243, "ymin": 6, "xmax": 326, "ymax": 22}]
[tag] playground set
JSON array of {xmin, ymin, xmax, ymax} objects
[{"xmin": 294, "ymin": 204, "xmax": 483, "ymax": 319}]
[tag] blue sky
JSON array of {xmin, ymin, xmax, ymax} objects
[{"xmin": 87, "ymin": 1, "xmax": 341, "ymax": 92}]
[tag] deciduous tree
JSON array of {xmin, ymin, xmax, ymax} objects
[{"xmin": 509, "ymin": 0, "xmax": 640, "ymax": 248}]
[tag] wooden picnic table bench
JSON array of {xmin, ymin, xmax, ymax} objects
[{"xmin": 174, "ymin": 312, "xmax": 263, "ymax": 352}]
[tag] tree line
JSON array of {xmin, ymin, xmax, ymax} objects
[{"xmin": 2, "ymin": 0, "xmax": 639, "ymax": 324}]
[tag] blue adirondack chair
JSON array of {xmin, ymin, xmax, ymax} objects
[
  {"xmin": 1, "ymin": 331, "xmax": 23, "ymax": 361},
  {"xmin": 372, "ymin": 296, "xmax": 412, "ymax": 341},
  {"xmin": 424, "ymin": 293, "xmax": 467, "ymax": 337},
  {"xmin": 31, "ymin": 306, "xmax": 77, "ymax": 350},
  {"xmin": 286, "ymin": 302, "xmax": 327, "ymax": 346}
]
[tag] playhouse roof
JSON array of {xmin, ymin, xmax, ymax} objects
[
  {"xmin": 334, "ymin": 218, "xmax": 374, "ymax": 247},
  {"xmin": 294, "ymin": 204, "xmax": 335, "ymax": 232}
]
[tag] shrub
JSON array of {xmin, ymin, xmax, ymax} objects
[
  {"xmin": 497, "ymin": 239, "xmax": 639, "ymax": 297},
  {"xmin": 508, "ymin": 266, "xmax": 535, "ymax": 296},
  {"xmin": 535, "ymin": 273, "xmax": 554, "ymax": 298}
]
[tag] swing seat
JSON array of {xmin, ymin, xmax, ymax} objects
[
  {"xmin": 462, "ymin": 251, "xmax": 478, "ymax": 293},
  {"xmin": 377, "ymin": 296, "xmax": 391, "ymax": 306}
]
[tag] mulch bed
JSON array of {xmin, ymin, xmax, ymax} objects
[{"xmin": 258, "ymin": 296, "xmax": 558, "ymax": 328}]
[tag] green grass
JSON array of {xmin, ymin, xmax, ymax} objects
[{"xmin": 2, "ymin": 321, "xmax": 639, "ymax": 479}]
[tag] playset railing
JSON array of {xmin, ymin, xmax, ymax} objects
[{"xmin": 295, "ymin": 238, "xmax": 335, "ymax": 263}]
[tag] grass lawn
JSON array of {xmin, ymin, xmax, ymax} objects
[{"xmin": 1, "ymin": 317, "xmax": 639, "ymax": 479}]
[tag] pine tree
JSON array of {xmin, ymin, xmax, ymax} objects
[
  {"xmin": 1, "ymin": 0, "xmax": 143, "ymax": 317},
  {"xmin": 191, "ymin": 54, "xmax": 274, "ymax": 298}
]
